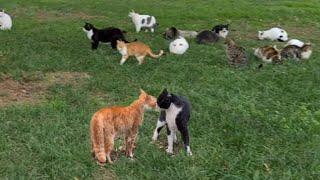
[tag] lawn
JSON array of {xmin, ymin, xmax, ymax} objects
[{"xmin": 0, "ymin": 0, "xmax": 320, "ymax": 179}]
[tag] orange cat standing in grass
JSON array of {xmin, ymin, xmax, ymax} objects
[
  {"xmin": 90, "ymin": 90, "xmax": 157, "ymax": 164},
  {"xmin": 116, "ymin": 40, "xmax": 164, "ymax": 65}
]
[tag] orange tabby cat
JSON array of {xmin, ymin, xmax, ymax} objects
[
  {"xmin": 90, "ymin": 89, "xmax": 157, "ymax": 164},
  {"xmin": 116, "ymin": 40, "xmax": 164, "ymax": 65}
]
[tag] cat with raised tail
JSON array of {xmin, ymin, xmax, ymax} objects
[
  {"xmin": 152, "ymin": 89, "xmax": 192, "ymax": 156},
  {"xmin": 0, "ymin": 10, "xmax": 12, "ymax": 30},
  {"xmin": 90, "ymin": 89, "xmax": 157, "ymax": 165},
  {"xmin": 116, "ymin": 40, "xmax": 163, "ymax": 65}
]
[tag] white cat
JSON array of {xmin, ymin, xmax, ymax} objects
[
  {"xmin": 0, "ymin": 10, "xmax": 12, "ymax": 30},
  {"xmin": 128, "ymin": 10, "xmax": 157, "ymax": 33},
  {"xmin": 286, "ymin": 39, "xmax": 304, "ymax": 47},
  {"xmin": 258, "ymin": 27, "xmax": 288, "ymax": 42},
  {"xmin": 169, "ymin": 37, "xmax": 189, "ymax": 55}
]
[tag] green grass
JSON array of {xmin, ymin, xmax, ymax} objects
[{"xmin": 1, "ymin": 0, "xmax": 320, "ymax": 179}]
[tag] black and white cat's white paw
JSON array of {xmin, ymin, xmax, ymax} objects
[
  {"xmin": 166, "ymin": 148, "xmax": 174, "ymax": 154},
  {"xmin": 186, "ymin": 146, "xmax": 192, "ymax": 156}
]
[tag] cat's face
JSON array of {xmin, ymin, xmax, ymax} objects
[
  {"xmin": 83, "ymin": 23, "xmax": 94, "ymax": 31},
  {"xmin": 163, "ymin": 27, "xmax": 178, "ymax": 39},
  {"xmin": 128, "ymin": 10, "xmax": 137, "ymax": 18},
  {"xmin": 157, "ymin": 89, "xmax": 172, "ymax": 109},
  {"xmin": 116, "ymin": 40, "xmax": 126, "ymax": 50},
  {"xmin": 212, "ymin": 24, "xmax": 229, "ymax": 38},
  {"xmin": 139, "ymin": 89, "xmax": 157, "ymax": 110}
]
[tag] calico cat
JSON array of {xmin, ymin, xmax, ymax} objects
[
  {"xmin": 163, "ymin": 27, "xmax": 198, "ymax": 39},
  {"xmin": 196, "ymin": 24, "xmax": 229, "ymax": 44},
  {"xmin": 116, "ymin": 40, "xmax": 164, "ymax": 65},
  {"xmin": 254, "ymin": 45, "xmax": 282, "ymax": 64},
  {"xmin": 82, "ymin": 22, "xmax": 127, "ymax": 49},
  {"xmin": 90, "ymin": 90, "xmax": 157, "ymax": 164},
  {"xmin": 0, "ymin": 10, "xmax": 12, "ymax": 30},
  {"xmin": 225, "ymin": 38, "xmax": 248, "ymax": 67},
  {"xmin": 152, "ymin": 89, "xmax": 192, "ymax": 156},
  {"xmin": 281, "ymin": 43, "xmax": 312, "ymax": 60}
]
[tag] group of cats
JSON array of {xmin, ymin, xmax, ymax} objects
[
  {"xmin": 1, "ymin": 9, "xmax": 315, "ymax": 165},
  {"xmin": 81, "ymin": 10, "xmax": 313, "ymax": 67}
]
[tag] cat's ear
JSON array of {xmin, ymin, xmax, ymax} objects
[
  {"xmin": 162, "ymin": 88, "xmax": 168, "ymax": 95},
  {"xmin": 140, "ymin": 89, "xmax": 146, "ymax": 94}
]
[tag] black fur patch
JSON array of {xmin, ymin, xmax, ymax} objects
[
  {"xmin": 212, "ymin": 24, "xmax": 229, "ymax": 33},
  {"xmin": 141, "ymin": 19, "xmax": 145, "ymax": 24},
  {"xmin": 147, "ymin": 16, "xmax": 152, "ymax": 24},
  {"xmin": 83, "ymin": 22, "xmax": 128, "ymax": 50}
]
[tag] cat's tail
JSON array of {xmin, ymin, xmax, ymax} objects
[
  {"xmin": 148, "ymin": 49, "xmax": 164, "ymax": 58},
  {"xmin": 90, "ymin": 114, "xmax": 106, "ymax": 164}
]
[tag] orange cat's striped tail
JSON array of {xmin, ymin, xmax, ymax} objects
[{"xmin": 148, "ymin": 49, "xmax": 164, "ymax": 58}]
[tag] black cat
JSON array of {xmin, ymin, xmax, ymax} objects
[
  {"xmin": 82, "ymin": 22, "xmax": 128, "ymax": 50},
  {"xmin": 152, "ymin": 89, "xmax": 192, "ymax": 156}
]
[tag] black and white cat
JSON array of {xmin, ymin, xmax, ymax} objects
[
  {"xmin": 196, "ymin": 24, "xmax": 229, "ymax": 44},
  {"xmin": 82, "ymin": 22, "xmax": 128, "ymax": 49},
  {"xmin": 152, "ymin": 89, "xmax": 192, "ymax": 156}
]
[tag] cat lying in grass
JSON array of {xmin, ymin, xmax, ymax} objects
[
  {"xmin": 116, "ymin": 40, "xmax": 163, "ymax": 65},
  {"xmin": 281, "ymin": 43, "xmax": 312, "ymax": 60},
  {"xmin": 163, "ymin": 27, "xmax": 198, "ymax": 39},
  {"xmin": 196, "ymin": 24, "xmax": 229, "ymax": 44},
  {"xmin": 258, "ymin": 27, "xmax": 288, "ymax": 42},
  {"xmin": 0, "ymin": 10, "xmax": 12, "ymax": 30},
  {"xmin": 254, "ymin": 45, "xmax": 282, "ymax": 64},
  {"xmin": 90, "ymin": 89, "xmax": 157, "ymax": 164}
]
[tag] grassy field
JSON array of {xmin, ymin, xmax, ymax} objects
[{"xmin": 0, "ymin": 0, "xmax": 320, "ymax": 179}]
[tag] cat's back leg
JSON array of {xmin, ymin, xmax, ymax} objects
[
  {"xmin": 135, "ymin": 55, "xmax": 145, "ymax": 65},
  {"xmin": 90, "ymin": 116, "xmax": 107, "ymax": 164},
  {"xmin": 104, "ymin": 133, "xmax": 115, "ymax": 164}
]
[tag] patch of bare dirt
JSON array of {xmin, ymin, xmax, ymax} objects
[
  {"xmin": 36, "ymin": 10, "xmax": 106, "ymax": 22},
  {"xmin": 91, "ymin": 167, "xmax": 117, "ymax": 180},
  {"xmin": 0, "ymin": 72, "xmax": 90, "ymax": 107},
  {"xmin": 11, "ymin": 7, "xmax": 106, "ymax": 22}
]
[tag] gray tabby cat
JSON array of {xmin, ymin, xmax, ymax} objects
[
  {"xmin": 281, "ymin": 43, "xmax": 312, "ymax": 60},
  {"xmin": 225, "ymin": 38, "xmax": 248, "ymax": 67}
]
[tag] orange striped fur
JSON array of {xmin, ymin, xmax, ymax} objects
[{"xmin": 90, "ymin": 90, "xmax": 157, "ymax": 164}]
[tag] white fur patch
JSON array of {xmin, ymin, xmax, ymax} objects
[
  {"xmin": 118, "ymin": 46, "xmax": 127, "ymax": 56},
  {"xmin": 218, "ymin": 28, "xmax": 229, "ymax": 38},
  {"xmin": 0, "ymin": 11, "xmax": 12, "ymax": 30},
  {"xmin": 169, "ymin": 37, "xmax": 189, "ymax": 55},
  {"xmin": 165, "ymin": 104, "xmax": 182, "ymax": 132},
  {"xmin": 301, "ymin": 50, "xmax": 312, "ymax": 59},
  {"xmin": 82, "ymin": 28, "xmax": 93, "ymax": 40},
  {"xmin": 286, "ymin": 39, "xmax": 304, "ymax": 47},
  {"xmin": 128, "ymin": 11, "xmax": 156, "ymax": 33},
  {"xmin": 258, "ymin": 27, "xmax": 288, "ymax": 41}
]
